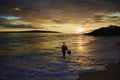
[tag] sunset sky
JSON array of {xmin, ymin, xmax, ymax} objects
[{"xmin": 0, "ymin": 0, "xmax": 120, "ymax": 33}]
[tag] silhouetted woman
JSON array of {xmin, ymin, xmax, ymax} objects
[{"xmin": 61, "ymin": 42, "xmax": 68, "ymax": 59}]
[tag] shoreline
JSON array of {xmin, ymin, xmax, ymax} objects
[
  {"xmin": 0, "ymin": 52, "xmax": 120, "ymax": 80},
  {"xmin": 77, "ymin": 62, "xmax": 120, "ymax": 80}
]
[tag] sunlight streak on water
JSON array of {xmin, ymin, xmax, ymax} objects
[{"xmin": 0, "ymin": 33, "xmax": 120, "ymax": 80}]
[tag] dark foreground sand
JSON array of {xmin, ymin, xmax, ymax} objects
[{"xmin": 77, "ymin": 63, "xmax": 120, "ymax": 80}]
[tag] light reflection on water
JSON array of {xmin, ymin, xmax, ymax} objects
[
  {"xmin": 0, "ymin": 33, "xmax": 120, "ymax": 64},
  {"xmin": 0, "ymin": 33, "xmax": 120, "ymax": 80}
]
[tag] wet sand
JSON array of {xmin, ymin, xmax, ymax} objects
[{"xmin": 77, "ymin": 63, "xmax": 120, "ymax": 80}]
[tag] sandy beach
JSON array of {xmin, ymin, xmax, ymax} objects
[{"xmin": 77, "ymin": 63, "xmax": 120, "ymax": 80}]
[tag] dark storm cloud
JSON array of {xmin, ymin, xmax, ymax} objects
[
  {"xmin": 0, "ymin": 0, "xmax": 120, "ymax": 30},
  {"xmin": 1, "ymin": 24, "xmax": 33, "ymax": 28},
  {"xmin": 0, "ymin": 17, "xmax": 33, "ymax": 28},
  {"xmin": 93, "ymin": 12, "xmax": 120, "ymax": 23},
  {"xmin": 1, "ymin": 0, "xmax": 120, "ymax": 13},
  {"xmin": 0, "ymin": 22, "xmax": 32, "ymax": 28}
]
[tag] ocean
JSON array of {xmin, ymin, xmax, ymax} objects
[{"xmin": 0, "ymin": 33, "xmax": 120, "ymax": 80}]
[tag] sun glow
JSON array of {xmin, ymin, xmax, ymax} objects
[{"xmin": 77, "ymin": 27, "xmax": 84, "ymax": 33}]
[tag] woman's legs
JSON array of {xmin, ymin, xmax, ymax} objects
[{"xmin": 62, "ymin": 52, "xmax": 66, "ymax": 59}]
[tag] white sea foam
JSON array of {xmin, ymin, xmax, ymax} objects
[{"xmin": 1, "ymin": 34, "xmax": 120, "ymax": 80}]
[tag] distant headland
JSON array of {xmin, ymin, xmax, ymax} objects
[
  {"xmin": 0, "ymin": 30, "xmax": 61, "ymax": 33},
  {"xmin": 85, "ymin": 25, "xmax": 120, "ymax": 36}
]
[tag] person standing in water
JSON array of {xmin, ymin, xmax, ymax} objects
[{"xmin": 61, "ymin": 42, "xmax": 68, "ymax": 59}]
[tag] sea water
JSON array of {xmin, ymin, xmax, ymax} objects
[{"xmin": 0, "ymin": 33, "xmax": 120, "ymax": 80}]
